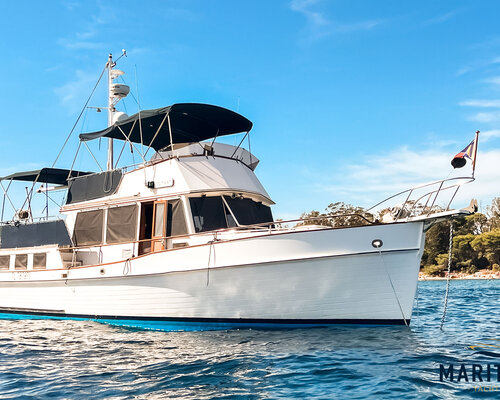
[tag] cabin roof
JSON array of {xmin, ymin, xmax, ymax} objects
[{"xmin": 79, "ymin": 103, "xmax": 253, "ymax": 151}]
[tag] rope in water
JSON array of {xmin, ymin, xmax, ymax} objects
[{"xmin": 440, "ymin": 222, "xmax": 454, "ymax": 330}]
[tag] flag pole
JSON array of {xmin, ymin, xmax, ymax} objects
[{"xmin": 472, "ymin": 130, "xmax": 479, "ymax": 178}]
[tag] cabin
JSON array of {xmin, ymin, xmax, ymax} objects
[{"xmin": 0, "ymin": 105, "xmax": 275, "ymax": 272}]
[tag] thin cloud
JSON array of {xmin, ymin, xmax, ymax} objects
[
  {"xmin": 455, "ymin": 66, "xmax": 471, "ymax": 76},
  {"xmin": 481, "ymin": 129, "xmax": 500, "ymax": 141},
  {"xmin": 425, "ymin": 9, "xmax": 460, "ymax": 25},
  {"xmin": 308, "ymin": 147, "xmax": 500, "ymax": 210},
  {"xmin": 484, "ymin": 76, "xmax": 500, "ymax": 86},
  {"xmin": 289, "ymin": 0, "xmax": 383, "ymax": 42},
  {"xmin": 335, "ymin": 20, "xmax": 383, "ymax": 33},
  {"xmin": 290, "ymin": 0, "xmax": 331, "ymax": 40},
  {"xmin": 459, "ymin": 99, "xmax": 500, "ymax": 108},
  {"xmin": 57, "ymin": 4, "xmax": 112, "ymax": 51},
  {"xmin": 54, "ymin": 70, "xmax": 98, "ymax": 114},
  {"xmin": 467, "ymin": 111, "xmax": 500, "ymax": 123},
  {"xmin": 57, "ymin": 38, "xmax": 104, "ymax": 50}
]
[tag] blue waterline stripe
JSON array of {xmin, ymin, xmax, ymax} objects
[{"xmin": 0, "ymin": 310, "xmax": 409, "ymax": 331}]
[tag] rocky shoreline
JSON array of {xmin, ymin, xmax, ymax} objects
[{"xmin": 419, "ymin": 269, "xmax": 500, "ymax": 280}]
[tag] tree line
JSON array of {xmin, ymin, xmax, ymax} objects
[{"xmin": 299, "ymin": 198, "xmax": 500, "ymax": 276}]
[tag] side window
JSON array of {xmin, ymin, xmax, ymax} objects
[
  {"xmin": 73, "ymin": 209, "xmax": 104, "ymax": 246},
  {"xmin": 167, "ymin": 199, "xmax": 188, "ymax": 237},
  {"xmin": 106, "ymin": 205, "xmax": 138, "ymax": 244},
  {"xmin": 189, "ymin": 197, "xmax": 228, "ymax": 233},
  {"xmin": 33, "ymin": 253, "xmax": 47, "ymax": 270},
  {"xmin": 15, "ymin": 254, "xmax": 28, "ymax": 270},
  {"xmin": 0, "ymin": 255, "xmax": 10, "ymax": 271}
]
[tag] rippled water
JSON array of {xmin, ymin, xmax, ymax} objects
[{"xmin": 0, "ymin": 280, "xmax": 498, "ymax": 399}]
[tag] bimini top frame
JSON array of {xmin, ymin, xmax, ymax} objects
[
  {"xmin": 79, "ymin": 103, "xmax": 253, "ymax": 152},
  {"xmin": 0, "ymin": 168, "xmax": 91, "ymax": 185}
]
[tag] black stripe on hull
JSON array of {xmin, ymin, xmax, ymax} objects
[{"xmin": 0, "ymin": 307, "xmax": 409, "ymax": 326}]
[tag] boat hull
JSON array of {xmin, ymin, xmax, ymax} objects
[{"xmin": 0, "ymin": 222, "xmax": 425, "ymax": 331}]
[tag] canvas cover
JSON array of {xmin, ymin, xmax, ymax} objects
[
  {"xmin": 189, "ymin": 197, "xmax": 227, "ymax": 233},
  {"xmin": 0, "ymin": 220, "xmax": 71, "ymax": 249},
  {"xmin": 168, "ymin": 199, "xmax": 188, "ymax": 237},
  {"xmin": 0, "ymin": 168, "xmax": 90, "ymax": 185},
  {"xmin": 223, "ymin": 196, "xmax": 273, "ymax": 226},
  {"xmin": 15, "ymin": 254, "xmax": 27, "ymax": 270},
  {"xmin": 79, "ymin": 103, "xmax": 253, "ymax": 151},
  {"xmin": 72, "ymin": 209, "xmax": 104, "ymax": 246},
  {"xmin": 0, "ymin": 255, "xmax": 9, "ymax": 270},
  {"xmin": 106, "ymin": 205, "xmax": 138, "ymax": 244},
  {"xmin": 66, "ymin": 170, "xmax": 123, "ymax": 204},
  {"xmin": 33, "ymin": 253, "xmax": 47, "ymax": 270}
]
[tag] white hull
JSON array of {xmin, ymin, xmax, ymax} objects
[{"xmin": 0, "ymin": 221, "xmax": 424, "ymax": 329}]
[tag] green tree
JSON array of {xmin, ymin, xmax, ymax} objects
[
  {"xmin": 471, "ymin": 229, "xmax": 500, "ymax": 266},
  {"xmin": 300, "ymin": 202, "xmax": 374, "ymax": 227},
  {"xmin": 421, "ymin": 221, "xmax": 450, "ymax": 267},
  {"xmin": 486, "ymin": 197, "xmax": 500, "ymax": 230},
  {"xmin": 454, "ymin": 213, "xmax": 489, "ymax": 235}
]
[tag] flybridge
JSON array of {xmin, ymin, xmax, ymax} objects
[{"xmin": 79, "ymin": 103, "xmax": 253, "ymax": 152}]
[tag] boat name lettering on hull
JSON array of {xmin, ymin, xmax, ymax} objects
[{"xmin": 12, "ymin": 272, "xmax": 31, "ymax": 280}]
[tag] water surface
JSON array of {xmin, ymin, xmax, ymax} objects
[{"xmin": 0, "ymin": 280, "xmax": 498, "ymax": 399}]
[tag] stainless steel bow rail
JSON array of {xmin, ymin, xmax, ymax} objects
[{"xmin": 366, "ymin": 176, "xmax": 475, "ymax": 221}]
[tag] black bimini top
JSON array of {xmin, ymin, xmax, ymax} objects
[
  {"xmin": 0, "ymin": 168, "xmax": 91, "ymax": 185},
  {"xmin": 79, "ymin": 103, "xmax": 253, "ymax": 151}
]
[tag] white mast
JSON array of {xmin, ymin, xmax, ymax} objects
[
  {"xmin": 107, "ymin": 53, "xmax": 114, "ymax": 171},
  {"xmin": 106, "ymin": 51, "xmax": 129, "ymax": 171}
]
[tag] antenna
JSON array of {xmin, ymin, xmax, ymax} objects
[{"xmin": 106, "ymin": 51, "xmax": 130, "ymax": 170}]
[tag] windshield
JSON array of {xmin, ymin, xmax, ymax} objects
[{"xmin": 189, "ymin": 196, "xmax": 273, "ymax": 233}]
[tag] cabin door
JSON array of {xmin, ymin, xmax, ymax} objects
[{"xmin": 152, "ymin": 200, "xmax": 168, "ymax": 252}]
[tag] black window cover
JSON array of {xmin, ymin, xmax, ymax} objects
[
  {"xmin": 0, "ymin": 220, "xmax": 71, "ymax": 249},
  {"xmin": 33, "ymin": 253, "xmax": 47, "ymax": 270},
  {"xmin": 66, "ymin": 170, "xmax": 123, "ymax": 204},
  {"xmin": 0, "ymin": 255, "xmax": 9, "ymax": 270},
  {"xmin": 73, "ymin": 210, "xmax": 104, "ymax": 246},
  {"xmin": 106, "ymin": 205, "xmax": 138, "ymax": 244},
  {"xmin": 223, "ymin": 196, "xmax": 273, "ymax": 226},
  {"xmin": 189, "ymin": 197, "xmax": 227, "ymax": 233},
  {"xmin": 15, "ymin": 254, "xmax": 27, "ymax": 270}
]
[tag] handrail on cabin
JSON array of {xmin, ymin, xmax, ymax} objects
[
  {"xmin": 61, "ymin": 177, "xmax": 474, "ymax": 254},
  {"xmin": 61, "ymin": 213, "xmax": 375, "ymax": 252}
]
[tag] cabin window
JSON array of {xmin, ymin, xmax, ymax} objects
[
  {"xmin": 154, "ymin": 202, "xmax": 165, "ymax": 237},
  {"xmin": 189, "ymin": 197, "xmax": 227, "ymax": 232},
  {"xmin": 106, "ymin": 205, "xmax": 138, "ymax": 244},
  {"xmin": 167, "ymin": 199, "xmax": 188, "ymax": 237},
  {"xmin": 15, "ymin": 254, "xmax": 28, "ymax": 270},
  {"xmin": 73, "ymin": 209, "xmax": 104, "ymax": 246},
  {"xmin": 33, "ymin": 253, "xmax": 47, "ymax": 270},
  {"xmin": 223, "ymin": 196, "xmax": 273, "ymax": 226},
  {"xmin": 0, "ymin": 255, "xmax": 9, "ymax": 271}
]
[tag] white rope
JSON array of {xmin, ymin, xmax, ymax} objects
[
  {"xmin": 378, "ymin": 249, "xmax": 409, "ymax": 326},
  {"xmin": 440, "ymin": 222, "xmax": 454, "ymax": 330}
]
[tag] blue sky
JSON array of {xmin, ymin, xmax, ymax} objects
[{"xmin": 1, "ymin": 0, "xmax": 500, "ymax": 219}]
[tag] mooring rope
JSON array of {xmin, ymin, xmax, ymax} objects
[
  {"xmin": 378, "ymin": 249, "xmax": 409, "ymax": 327},
  {"xmin": 440, "ymin": 222, "xmax": 454, "ymax": 330}
]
